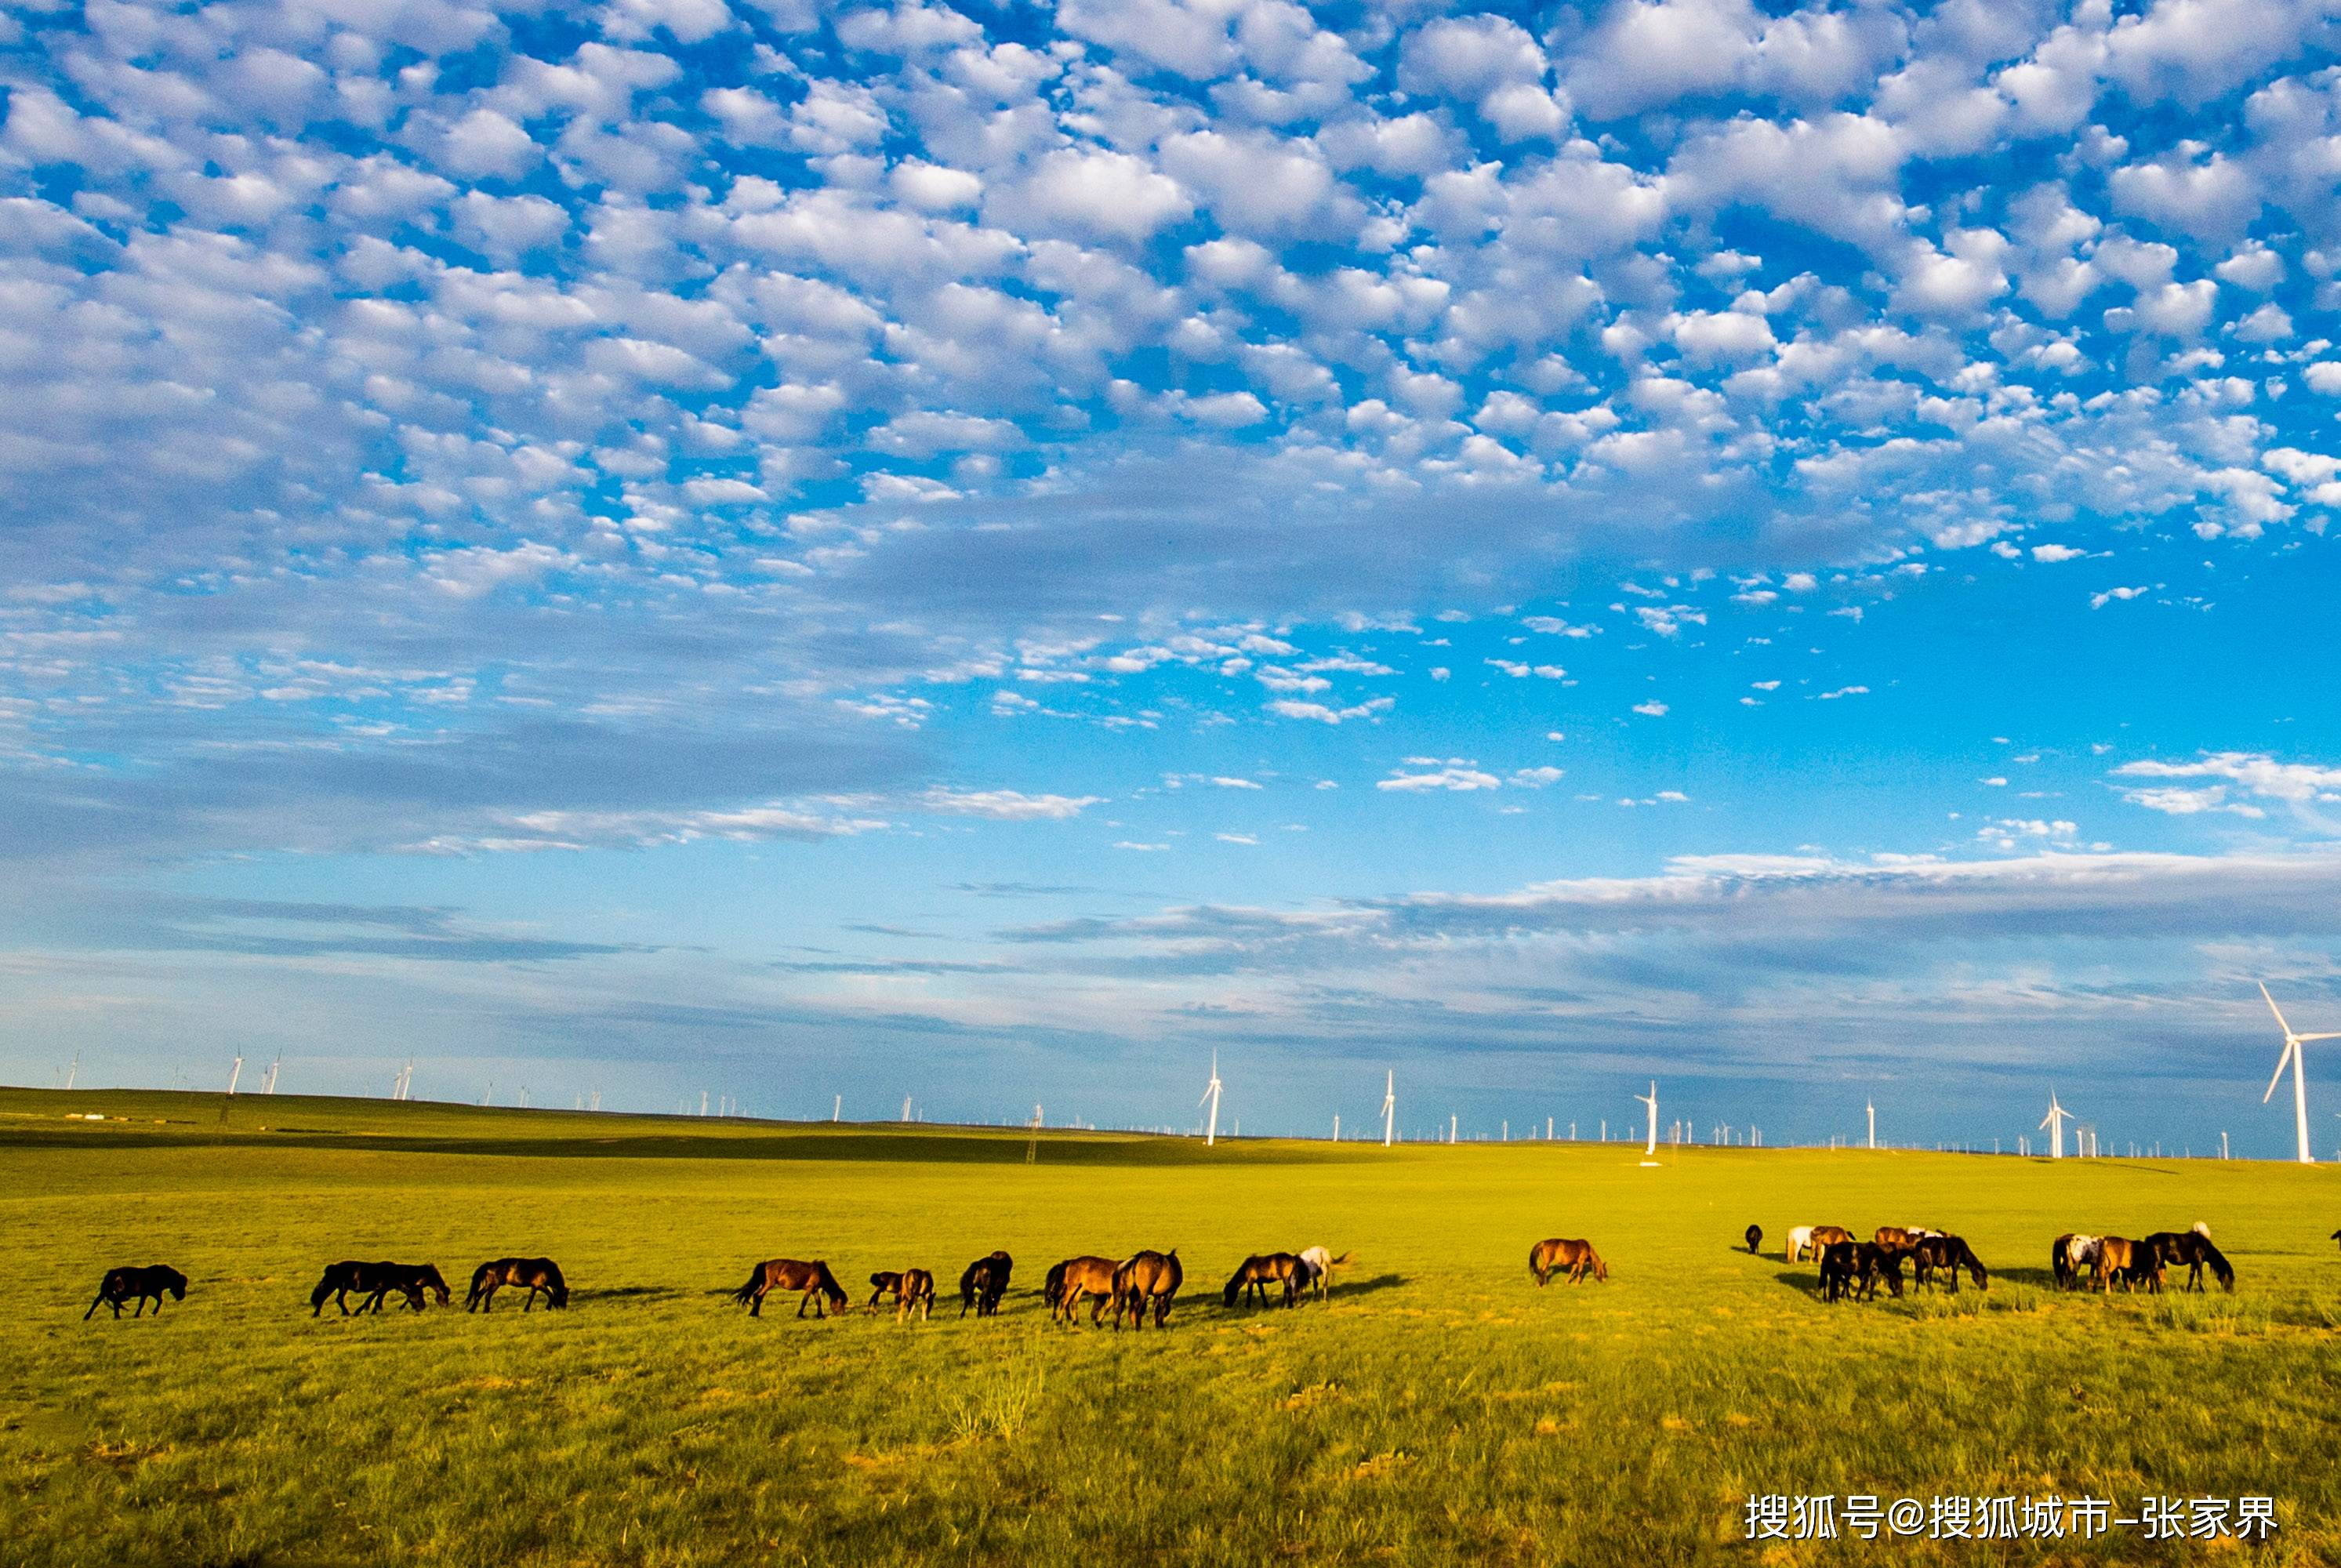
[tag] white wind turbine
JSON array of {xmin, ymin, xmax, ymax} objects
[
  {"xmin": 2259, "ymin": 982, "xmax": 2340, "ymax": 1165},
  {"xmin": 1200, "ymin": 1052, "xmax": 1224, "ymax": 1146},
  {"xmin": 2038, "ymin": 1090, "xmax": 2072, "ymax": 1160},
  {"xmin": 1635, "ymin": 1080, "xmax": 1659, "ymax": 1160},
  {"xmin": 1380, "ymin": 1070, "xmax": 1396, "ymax": 1147}
]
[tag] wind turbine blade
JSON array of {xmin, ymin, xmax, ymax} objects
[
  {"xmin": 2292, "ymin": 1032, "xmax": 2341, "ymax": 1043},
  {"xmin": 2263, "ymin": 1041, "xmax": 2295, "ymax": 1105},
  {"xmin": 2261, "ymin": 982, "xmax": 2292, "ymax": 1036}
]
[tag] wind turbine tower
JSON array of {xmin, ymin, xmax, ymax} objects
[
  {"xmin": 2038, "ymin": 1091, "xmax": 2072, "ymax": 1160},
  {"xmin": 1636, "ymin": 1081, "xmax": 1659, "ymax": 1160},
  {"xmin": 1866, "ymin": 1099, "xmax": 1875, "ymax": 1150},
  {"xmin": 1381, "ymin": 1071, "xmax": 1396, "ymax": 1147},
  {"xmin": 2259, "ymin": 982, "xmax": 2339, "ymax": 1164},
  {"xmin": 1200, "ymin": 1053, "xmax": 1223, "ymax": 1146}
]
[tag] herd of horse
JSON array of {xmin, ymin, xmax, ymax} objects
[
  {"xmin": 79, "ymin": 1219, "xmax": 2298, "ymax": 1325},
  {"xmin": 727, "ymin": 1244, "xmax": 1351, "ymax": 1327},
  {"xmin": 1772, "ymin": 1220, "xmax": 2236, "ymax": 1302}
]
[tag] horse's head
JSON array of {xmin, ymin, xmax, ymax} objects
[
  {"xmin": 1222, "ymin": 1276, "xmax": 1242, "ymax": 1307},
  {"xmin": 165, "ymin": 1269, "xmax": 188, "ymax": 1301},
  {"xmin": 1589, "ymin": 1253, "xmax": 1610, "ymax": 1283},
  {"xmin": 422, "ymin": 1265, "xmax": 452, "ymax": 1305}
]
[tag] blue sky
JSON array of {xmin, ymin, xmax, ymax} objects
[{"xmin": 5, "ymin": 0, "xmax": 2341, "ymax": 1152}]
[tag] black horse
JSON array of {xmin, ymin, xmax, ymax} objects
[
  {"xmin": 2145, "ymin": 1232, "xmax": 2233, "ymax": 1293},
  {"xmin": 1744, "ymin": 1224, "xmax": 1763, "ymax": 1255},
  {"xmin": 310, "ymin": 1261, "xmax": 451, "ymax": 1316},
  {"xmin": 1913, "ymin": 1235, "xmax": 1990, "ymax": 1292},
  {"xmin": 959, "ymin": 1250, "xmax": 1013, "ymax": 1317},
  {"xmin": 85, "ymin": 1265, "xmax": 187, "ymax": 1320}
]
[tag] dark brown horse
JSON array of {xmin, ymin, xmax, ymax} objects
[
  {"xmin": 1051, "ymin": 1256, "xmax": 1120, "ymax": 1324},
  {"xmin": 85, "ymin": 1265, "xmax": 187, "ymax": 1320},
  {"xmin": 2144, "ymin": 1232, "xmax": 2233, "ymax": 1293},
  {"xmin": 1851, "ymin": 1242, "xmax": 1904, "ymax": 1301},
  {"xmin": 1808, "ymin": 1225, "xmax": 1855, "ymax": 1254},
  {"xmin": 310, "ymin": 1261, "xmax": 448, "ymax": 1316},
  {"xmin": 1528, "ymin": 1237, "xmax": 1608, "ymax": 1286},
  {"xmin": 1112, "ymin": 1249, "xmax": 1181, "ymax": 1330},
  {"xmin": 1911, "ymin": 1235, "xmax": 1988, "ymax": 1292},
  {"xmin": 1744, "ymin": 1224, "xmax": 1762, "ymax": 1255},
  {"xmin": 1223, "ymin": 1252, "xmax": 1305, "ymax": 1307},
  {"xmin": 959, "ymin": 1250, "xmax": 1013, "ymax": 1317},
  {"xmin": 731, "ymin": 1258, "xmax": 849, "ymax": 1318},
  {"xmin": 466, "ymin": 1258, "xmax": 567, "ymax": 1312},
  {"xmin": 1872, "ymin": 1226, "xmax": 1925, "ymax": 1256},
  {"xmin": 867, "ymin": 1271, "xmax": 906, "ymax": 1311}
]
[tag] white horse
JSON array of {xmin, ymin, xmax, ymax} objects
[
  {"xmin": 1296, "ymin": 1245, "xmax": 1352, "ymax": 1301},
  {"xmin": 1786, "ymin": 1225, "xmax": 1815, "ymax": 1264}
]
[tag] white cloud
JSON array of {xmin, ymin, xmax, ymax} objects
[{"xmin": 921, "ymin": 788, "xmax": 1105, "ymax": 820}]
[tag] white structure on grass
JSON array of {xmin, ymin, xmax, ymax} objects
[
  {"xmin": 1200, "ymin": 1052, "xmax": 1223, "ymax": 1146},
  {"xmin": 2038, "ymin": 1091, "xmax": 2073, "ymax": 1160},
  {"xmin": 2259, "ymin": 982, "xmax": 2339, "ymax": 1165}
]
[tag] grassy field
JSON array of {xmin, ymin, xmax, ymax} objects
[{"xmin": 4, "ymin": 1087, "xmax": 2339, "ymax": 1566}]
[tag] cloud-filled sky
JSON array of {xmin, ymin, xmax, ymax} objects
[{"xmin": 5, "ymin": 0, "xmax": 2341, "ymax": 1152}]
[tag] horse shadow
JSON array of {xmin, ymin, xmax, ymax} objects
[
  {"xmin": 586, "ymin": 1285, "xmax": 682, "ymax": 1303},
  {"xmin": 1210, "ymin": 1272, "xmax": 1408, "ymax": 1314}
]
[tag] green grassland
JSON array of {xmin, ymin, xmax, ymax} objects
[{"xmin": 4, "ymin": 1087, "xmax": 2339, "ymax": 1566}]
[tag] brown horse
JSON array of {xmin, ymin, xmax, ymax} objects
[
  {"xmin": 1911, "ymin": 1235, "xmax": 1988, "ymax": 1292},
  {"xmin": 1808, "ymin": 1225, "xmax": 1856, "ymax": 1254},
  {"xmin": 959, "ymin": 1250, "xmax": 1013, "ymax": 1317},
  {"xmin": 2144, "ymin": 1232, "xmax": 2233, "ymax": 1293},
  {"xmin": 1744, "ymin": 1224, "xmax": 1762, "ymax": 1255},
  {"xmin": 1528, "ymin": 1238, "xmax": 1608, "ymax": 1286},
  {"xmin": 2092, "ymin": 1236, "xmax": 2161, "ymax": 1294},
  {"xmin": 85, "ymin": 1265, "xmax": 187, "ymax": 1320},
  {"xmin": 890, "ymin": 1269, "xmax": 935, "ymax": 1321},
  {"xmin": 1872, "ymin": 1226, "xmax": 1924, "ymax": 1255},
  {"xmin": 1112, "ymin": 1250, "xmax": 1182, "ymax": 1330},
  {"xmin": 1223, "ymin": 1252, "xmax": 1305, "ymax": 1307},
  {"xmin": 310, "ymin": 1261, "xmax": 448, "ymax": 1316},
  {"xmin": 731, "ymin": 1258, "xmax": 849, "ymax": 1318},
  {"xmin": 466, "ymin": 1258, "xmax": 567, "ymax": 1312},
  {"xmin": 867, "ymin": 1271, "xmax": 906, "ymax": 1311},
  {"xmin": 1051, "ymin": 1256, "xmax": 1120, "ymax": 1324}
]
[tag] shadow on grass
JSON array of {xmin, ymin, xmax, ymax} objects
[{"xmin": 582, "ymin": 1285, "xmax": 685, "ymax": 1303}]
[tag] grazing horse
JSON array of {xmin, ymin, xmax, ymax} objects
[
  {"xmin": 1223, "ymin": 1252, "xmax": 1305, "ymax": 1308},
  {"xmin": 730, "ymin": 1258, "xmax": 849, "ymax": 1319},
  {"xmin": 2093, "ymin": 1236, "xmax": 2161, "ymax": 1294},
  {"xmin": 1051, "ymin": 1256, "xmax": 1120, "ymax": 1325},
  {"xmin": 1872, "ymin": 1226, "xmax": 1924, "ymax": 1256},
  {"xmin": 85, "ymin": 1265, "xmax": 187, "ymax": 1320},
  {"xmin": 1296, "ymin": 1246, "xmax": 1351, "ymax": 1302},
  {"xmin": 2052, "ymin": 1234, "xmax": 2100, "ymax": 1290},
  {"xmin": 958, "ymin": 1251, "xmax": 1013, "ymax": 1318},
  {"xmin": 1808, "ymin": 1225, "xmax": 1856, "ymax": 1255},
  {"xmin": 1912, "ymin": 1235, "xmax": 1989, "ymax": 1292},
  {"xmin": 1818, "ymin": 1240, "xmax": 1858, "ymax": 1302},
  {"xmin": 2331, "ymin": 1228, "xmax": 2340, "ymax": 1252},
  {"xmin": 310, "ymin": 1261, "xmax": 447, "ymax": 1316},
  {"xmin": 466, "ymin": 1258, "xmax": 567, "ymax": 1312},
  {"xmin": 1112, "ymin": 1249, "xmax": 1181, "ymax": 1330},
  {"xmin": 1528, "ymin": 1238, "xmax": 1608, "ymax": 1286},
  {"xmin": 1041, "ymin": 1260, "xmax": 1068, "ymax": 1312},
  {"xmin": 1852, "ymin": 1242, "xmax": 1904, "ymax": 1301},
  {"xmin": 1786, "ymin": 1225, "xmax": 1815, "ymax": 1264},
  {"xmin": 1744, "ymin": 1224, "xmax": 1763, "ymax": 1256},
  {"xmin": 886, "ymin": 1268, "xmax": 935, "ymax": 1321},
  {"xmin": 2145, "ymin": 1232, "xmax": 2233, "ymax": 1293}
]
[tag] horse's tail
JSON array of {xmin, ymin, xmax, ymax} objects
[
  {"xmin": 466, "ymin": 1261, "xmax": 494, "ymax": 1308},
  {"xmin": 730, "ymin": 1262, "xmax": 765, "ymax": 1305},
  {"xmin": 1331, "ymin": 1250, "xmax": 1353, "ymax": 1267}
]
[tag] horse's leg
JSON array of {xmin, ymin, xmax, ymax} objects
[
  {"xmin": 85, "ymin": 1292, "xmax": 106, "ymax": 1322},
  {"xmin": 133, "ymin": 1294, "xmax": 147, "ymax": 1317},
  {"xmin": 749, "ymin": 1287, "xmax": 764, "ymax": 1318}
]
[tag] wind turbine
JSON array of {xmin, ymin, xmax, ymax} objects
[
  {"xmin": 1380, "ymin": 1070, "xmax": 1395, "ymax": 1147},
  {"xmin": 1200, "ymin": 1053, "xmax": 1223, "ymax": 1146},
  {"xmin": 2038, "ymin": 1090, "xmax": 2072, "ymax": 1160},
  {"xmin": 1635, "ymin": 1081, "xmax": 1659, "ymax": 1160},
  {"xmin": 2259, "ymin": 982, "xmax": 2339, "ymax": 1165},
  {"xmin": 1865, "ymin": 1099, "xmax": 1875, "ymax": 1151}
]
